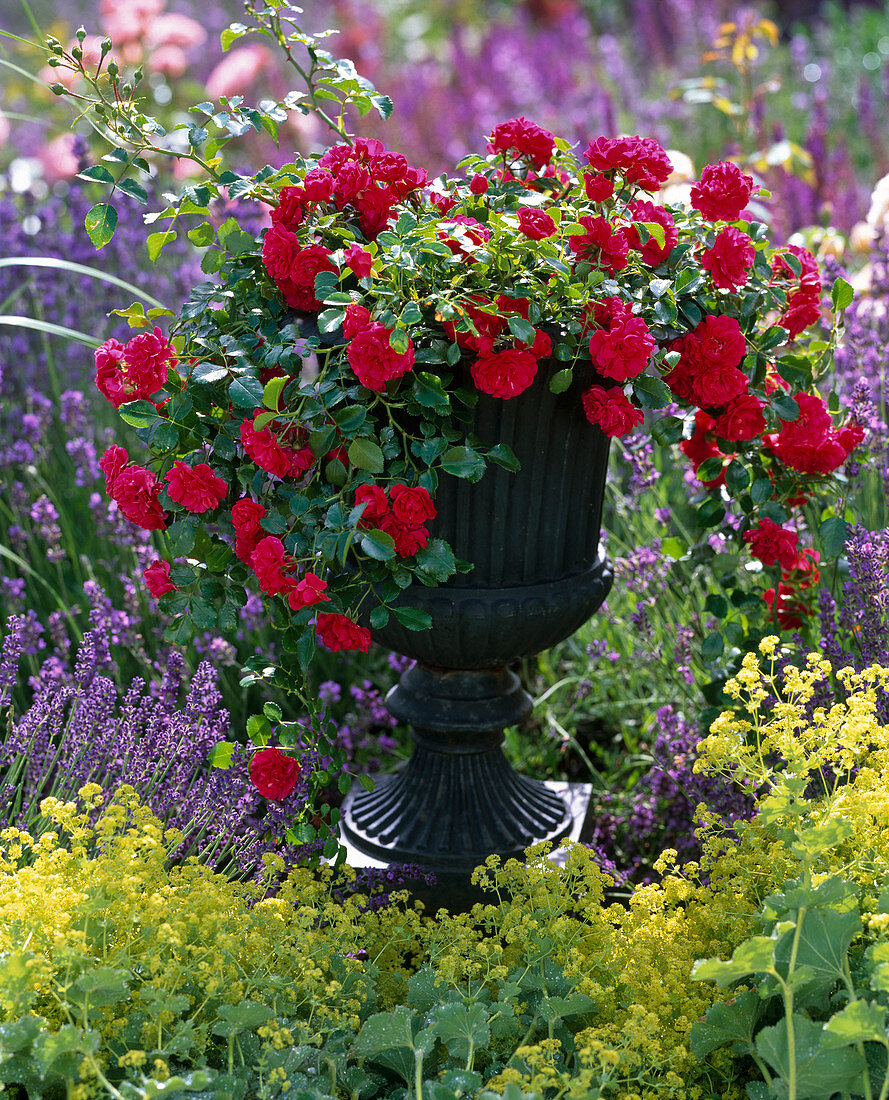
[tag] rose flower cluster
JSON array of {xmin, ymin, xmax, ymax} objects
[{"xmin": 90, "ymin": 111, "xmax": 865, "ymax": 677}]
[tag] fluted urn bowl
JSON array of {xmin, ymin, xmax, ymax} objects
[{"xmin": 341, "ymin": 359, "xmax": 613, "ymax": 876}]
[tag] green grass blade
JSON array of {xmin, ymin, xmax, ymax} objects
[
  {"xmin": 0, "ymin": 29, "xmax": 40, "ymax": 48},
  {"xmin": 0, "ymin": 315, "xmax": 100, "ymax": 347},
  {"xmin": 0, "ymin": 257, "xmax": 169, "ymax": 310},
  {"xmin": 18, "ymin": 0, "xmax": 44, "ymax": 39}
]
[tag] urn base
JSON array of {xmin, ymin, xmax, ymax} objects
[{"xmin": 340, "ymin": 664, "xmax": 575, "ymax": 872}]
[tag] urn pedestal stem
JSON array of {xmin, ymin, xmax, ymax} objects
[{"xmin": 341, "ymin": 664, "xmax": 574, "ymax": 868}]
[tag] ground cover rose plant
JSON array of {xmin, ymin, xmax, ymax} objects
[{"xmin": 45, "ymin": 2, "xmax": 864, "ymax": 838}]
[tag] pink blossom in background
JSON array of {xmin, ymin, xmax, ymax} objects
[
  {"xmin": 148, "ymin": 45, "xmax": 189, "ymax": 76},
  {"xmin": 205, "ymin": 45, "xmax": 272, "ymax": 100},
  {"xmin": 0, "ymin": 116, "xmax": 9, "ymax": 148},
  {"xmin": 39, "ymin": 134, "xmax": 80, "ymax": 182},
  {"xmin": 145, "ymin": 13, "xmax": 207, "ymax": 49},
  {"xmin": 99, "ymin": 0, "xmax": 164, "ymax": 44}
]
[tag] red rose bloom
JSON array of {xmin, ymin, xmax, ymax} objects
[
  {"xmin": 583, "ymin": 135, "xmax": 673, "ymax": 191},
  {"xmin": 581, "ymin": 385, "xmax": 644, "ymax": 437},
  {"xmin": 332, "ymin": 161, "xmax": 372, "ymax": 205},
  {"xmin": 249, "ymin": 746, "xmax": 301, "ymax": 801},
  {"xmin": 347, "ymin": 322, "xmax": 415, "ymax": 391},
  {"xmin": 588, "ymin": 312, "xmax": 654, "ymax": 382},
  {"xmin": 143, "ymin": 559, "xmax": 177, "ymax": 598},
  {"xmin": 301, "ymin": 168, "xmax": 335, "ymax": 202},
  {"xmin": 690, "ymin": 362, "xmax": 750, "ymax": 409},
  {"xmin": 355, "ymin": 484, "xmax": 390, "ymax": 526},
  {"xmin": 771, "ymin": 246, "xmax": 822, "ymax": 338},
  {"xmin": 261, "ymin": 223, "xmax": 302, "ymax": 281},
  {"xmin": 784, "ymin": 548, "xmax": 820, "ymax": 589},
  {"xmin": 690, "ymin": 161, "xmax": 755, "ymax": 221},
  {"xmin": 240, "ymin": 414, "xmax": 292, "ymax": 479},
  {"xmin": 762, "ymin": 583, "xmax": 807, "ymax": 630},
  {"xmin": 487, "ymin": 116, "xmax": 556, "ymax": 169},
  {"xmin": 262, "ymin": 232, "xmax": 337, "ymax": 312},
  {"xmin": 343, "ymin": 303, "xmax": 373, "ymax": 338},
  {"xmin": 95, "ymin": 328, "xmax": 176, "ymax": 408},
  {"xmin": 165, "ymin": 461, "xmax": 228, "ymax": 513},
  {"xmin": 743, "ymin": 518, "xmax": 799, "ymax": 571},
  {"xmin": 680, "ymin": 411, "xmax": 729, "ymax": 489},
  {"xmin": 354, "ymin": 186, "xmax": 393, "ymax": 239},
  {"xmin": 712, "ymin": 393, "xmax": 766, "ymax": 441},
  {"xmin": 316, "ymin": 613, "xmax": 372, "ymax": 653},
  {"xmin": 270, "ymin": 186, "xmax": 303, "ymax": 230},
  {"xmin": 469, "ymin": 173, "xmax": 490, "ymax": 195},
  {"xmin": 439, "ymin": 216, "xmax": 491, "ymax": 260},
  {"xmin": 389, "ymin": 483, "xmax": 436, "ymax": 526},
  {"xmin": 781, "ymin": 291, "xmax": 822, "ymax": 339},
  {"xmin": 471, "ymin": 348, "xmax": 538, "ymax": 399},
  {"xmin": 100, "ymin": 444, "xmax": 129, "ymax": 493},
  {"xmin": 286, "ymin": 572, "xmax": 330, "ymax": 611},
  {"xmin": 344, "ymin": 243, "xmax": 373, "ymax": 277},
  {"xmin": 583, "ymin": 172, "xmax": 615, "ymax": 201},
  {"xmin": 702, "ymin": 226, "xmax": 755, "ymax": 291},
  {"xmin": 766, "ymin": 392, "xmax": 850, "ymax": 475},
  {"xmin": 108, "ymin": 465, "xmax": 168, "ymax": 530},
  {"xmin": 517, "ymin": 207, "xmax": 556, "ymax": 240},
  {"xmin": 231, "ymin": 497, "xmax": 266, "ymax": 564},
  {"xmin": 665, "ymin": 315, "xmax": 748, "ymax": 408},
  {"xmin": 694, "ymin": 313, "xmax": 747, "ymax": 369},
  {"xmin": 379, "ymin": 514, "xmax": 430, "ymax": 557},
  {"xmin": 443, "ymin": 299, "xmax": 505, "ymax": 354},
  {"xmin": 837, "ymin": 422, "xmax": 865, "ymax": 455},
  {"xmin": 250, "ymin": 535, "xmax": 297, "ymax": 596},
  {"xmin": 569, "ymin": 215, "xmax": 629, "ymax": 274},
  {"xmin": 625, "ymin": 200, "xmax": 678, "ymax": 266}
]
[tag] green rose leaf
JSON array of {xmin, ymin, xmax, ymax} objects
[
  {"xmin": 118, "ymin": 399, "xmax": 159, "ymax": 429},
  {"xmin": 262, "ymin": 375, "xmax": 288, "ymax": 411},
  {"xmin": 639, "ymin": 220, "xmax": 666, "ymax": 248},
  {"xmin": 228, "ymin": 374, "xmax": 265, "ymax": 409},
  {"xmin": 413, "ymin": 538, "xmax": 457, "ymax": 586},
  {"xmin": 632, "ymin": 373, "xmax": 671, "ymax": 409},
  {"xmin": 819, "ymin": 516, "xmax": 847, "ymax": 559},
  {"xmin": 165, "ymin": 519, "xmax": 196, "ymax": 557},
  {"xmin": 391, "ymin": 605, "xmax": 432, "ymax": 630},
  {"xmin": 332, "ymin": 404, "xmax": 367, "ymax": 432},
  {"xmin": 549, "ymin": 368, "xmax": 573, "ymax": 394},
  {"xmin": 750, "ymin": 477, "xmax": 773, "ymax": 504},
  {"xmin": 78, "ymin": 164, "xmax": 115, "ymax": 185},
  {"xmin": 85, "ymin": 202, "xmax": 118, "ymax": 249},
  {"xmin": 831, "ymin": 276, "xmax": 854, "ymax": 311},
  {"xmin": 441, "ymin": 446, "xmax": 486, "ymax": 481},
  {"xmin": 369, "ymin": 605, "xmax": 390, "ymax": 629},
  {"xmin": 413, "ymin": 372, "xmax": 450, "ymax": 410},
  {"xmin": 652, "ymin": 414, "xmax": 684, "ymax": 445},
  {"xmin": 507, "ymin": 315, "xmax": 536, "ymax": 345},
  {"xmin": 146, "ymin": 230, "xmax": 178, "ymax": 262},
  {"xmin": 348, "ymin": 437, "xmax": 385, "ymax": 473},
  {"xmin": 488, "ymin": 443, "xmax": 521, "ymax": 473},
  {"xmin": 360, "ymin": 529, "xmax": 396, "ymax": 561},
  {"xmin": 771, "ymin": 393, "xmax": 800, "ymax": 422}
]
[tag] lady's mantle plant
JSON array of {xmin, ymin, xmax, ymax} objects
[{"xmin": 47, "ymin": 7, "xmax": 862, "ymax": 733}]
